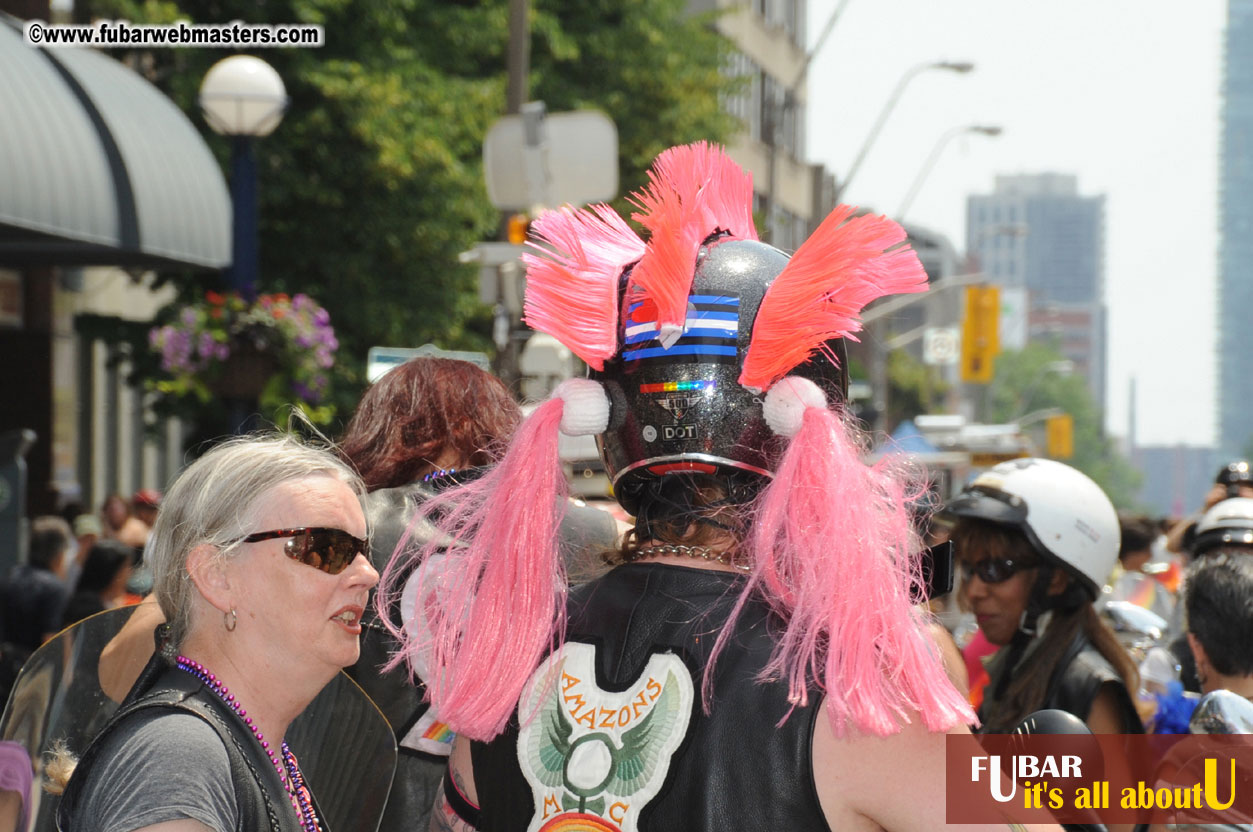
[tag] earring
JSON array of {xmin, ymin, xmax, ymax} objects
[{"xmin": 224, "ymin": 608, "xmax": 237, "ymax": 632}]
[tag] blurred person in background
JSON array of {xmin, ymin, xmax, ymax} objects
[
  {"xmin": 62, "ymin": 540, "xmax": 135, "ymax": 628},
  {"xmin": 338, "ymin": 355, "xmax": 621, "ymax": 832},
  {"xmin": 1183, "ymin": 552, "xmax": 1253, "ymax": 699},
  {"xmin": 99, "ymin": 493, "xmax": 149, "ymax": 551},
  {"xmin": 0, "ymin": 516, "xmax": 72, "ymax": 652},
  {"xmin": 1164, "ymin": 460, "xmax": 1253, "ymax": 556},
  {"xmin": 1167, "ymin": 497, "xmax": 1253, "ymax": 693},
  {"xmin": 56, "ymin": 435, "xmax": 379, "ymax": 832},
  {"xmin": 946, "ymin": 459, "xmax": 1143, "ymax": 734}
]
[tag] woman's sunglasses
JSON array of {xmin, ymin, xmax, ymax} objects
[
  {"xmin": 960, "ymin": 555, "xmax": 1034, "ymax": 585},
  {"xmin": 239, "ymin": 527, "xmax": 367, "ymax": 575}
]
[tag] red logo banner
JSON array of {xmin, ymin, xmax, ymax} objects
[{"xmin": 946, "ymin": 734, "xmax": 1253, "ymax": 825}]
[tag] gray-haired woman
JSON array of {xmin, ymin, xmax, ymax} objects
[{"xmin": 57, "ymin": 435, "xmax": 379, "ymax": 832}]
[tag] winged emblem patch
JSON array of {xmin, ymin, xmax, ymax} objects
[{"xmin": 517, "ymin": 642, "xmax": 694, "ymax": 832}]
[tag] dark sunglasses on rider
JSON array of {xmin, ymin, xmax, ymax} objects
[
  {"xmin": 960, "ymin": 555, "xmax": 1034, "ymax": 585},
  {"xmin": 239, "ymin": 527, "xmax": 367, "ymax": 575}
]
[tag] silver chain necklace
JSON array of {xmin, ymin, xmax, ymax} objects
[{"xmin": 606, "ymin": 544, "xmax": 751, "ymax": 573}]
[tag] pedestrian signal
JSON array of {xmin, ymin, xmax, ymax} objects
[
  {"xmin": 1046, "ymin": 413, "xmax": 1074, "ymax": 459},
  {"xmin": 507, "ymin": 213, "xmax": 532, "ymax": 245},
  {"xmin": 960, "ymin": 285, "xmax": 1001, "ymax": 384}
]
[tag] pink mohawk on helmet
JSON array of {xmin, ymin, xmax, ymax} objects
[
  {"xmin": 629, "ymin": 142, "xmax": 758, "ymax": 348},
  {"xmin": 522, "ymin": 204, "xmax": 646, "ymax": 371},
  {"xmin": 739, "ymin": 206, "xmax": 928, "ymax": 393}
]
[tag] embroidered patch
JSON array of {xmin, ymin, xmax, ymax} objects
[{"xmin": 517, "ymin": 642, "xmax": 694, "ymax": 832}]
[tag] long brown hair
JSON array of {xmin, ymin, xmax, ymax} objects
[
  {"xmin": 339, "ymin": 358, "xmax": 521, "ymax": 491},
  {"xmin": 979, "ymin": 604, "xmax": 1138, "ymax": 732}
]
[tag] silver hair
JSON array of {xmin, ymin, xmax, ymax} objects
[{"xmin": 149, "ymin": 434, "xmax": 365, "ymax": 648}]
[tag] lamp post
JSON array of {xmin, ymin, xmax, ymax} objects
[
  {"xmin": 199, "ymin": 56, "xmax": 288, "ymax": 300},
  {"xmin": 895, "ymin": 124, "xmax": 1002, "ymax": 221},
  {"xmin": 834, "ymin": 60, "xmax": 975, "ymax": 205}
]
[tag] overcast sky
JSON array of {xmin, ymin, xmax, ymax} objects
[{"xmin": 804, "ymin": 0, "xmax": 1227, "ymax": 447}]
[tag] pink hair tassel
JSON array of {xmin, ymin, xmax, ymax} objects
[
  {"xmin": 378, "ymin": 396, "xmax": 571, "ymax": 741},
  {"xmin": 522, "ymin": 204, "xmax": 645, "ymax": 370},
  {"xmin": 739, "ymin": 206, "xmax": 928, "ymax": 393},
  {"xmin": 708, "ymin": 401, "xmax": 975, "ymax": 737}
]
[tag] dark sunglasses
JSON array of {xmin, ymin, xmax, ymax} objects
[
  {"xmin": 239, "ymin": 527, "xmax": 367, "ymax": 575},
  {"xmin": 960, "ymin": 555, "xmax": 1034, "ymax": 585}
]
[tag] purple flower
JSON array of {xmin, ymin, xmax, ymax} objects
[{"xmin": 180, "ymin": 308, "xmax": 197, "ymax": 327}]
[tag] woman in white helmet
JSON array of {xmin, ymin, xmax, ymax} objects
[{"xmin": 946, "ymin": 458, "xmax": 1143, "ymax": 734}]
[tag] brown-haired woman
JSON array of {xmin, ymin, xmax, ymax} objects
[
  {"xmin": 945, "ymin": 458, "xmax": 1142, "ymax": 734},
  {"xmin": 339, "ymin": 357, "xmax": 621, "ymax": 832}
]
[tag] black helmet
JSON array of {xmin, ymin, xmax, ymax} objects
[{"xmin": 592, "ymin": 238, "xmax": 848, "ymax": 514}]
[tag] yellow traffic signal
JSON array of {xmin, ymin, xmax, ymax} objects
[
  {"xmin": 507, "ymin": 213, "xmax": 532, "ymax": 245},
  {"xmin": 960, "ymin": 285, "xmax": 1001, "ymax": 384},
  {"xmin": 1046, "ymin": 413, "xmax": 1074, "ymax": 459}
]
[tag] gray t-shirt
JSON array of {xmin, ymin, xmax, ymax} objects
[{"xmin": 71, "ymin": 710, "xmax": 238, "ymax": 832}]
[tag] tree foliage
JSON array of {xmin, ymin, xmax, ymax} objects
[
  {"xmin": 982, "ymin": 343, "xmax": 1142, "ymax": 508},
  {"xmin": 90, "ymin": 0, "xmax": 739, "ymax": 427}
]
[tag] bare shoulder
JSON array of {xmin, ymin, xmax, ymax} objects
[{"xmin": 811, "ymin": 709, "xmax": 1060, "ymax": 832}]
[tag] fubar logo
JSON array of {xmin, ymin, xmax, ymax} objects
[{"xmin": 517, "ymin": 642, "xmax": 694, "ymax": 832}]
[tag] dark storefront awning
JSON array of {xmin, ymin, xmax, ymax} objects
[{"xmin": 0, "ymin": 14, "xmax": 230, "ymax": 270}]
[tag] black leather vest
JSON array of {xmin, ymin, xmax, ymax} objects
[
  {"xmin": 1042, "ymin": 632, "xmax": 1144, "ymax": 733},
  {"xmin": 57, "ymin": 657, "xmax": 317, "ymax": 832},
  {"xmin": 469, "ymin": 563, "xmax": 831, "ymax": 832}
]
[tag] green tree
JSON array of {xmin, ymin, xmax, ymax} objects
[
  {"xmin": 92, "ymin": 0, "xmax": 738, "ymax": 429},
  {"xmin": 982, "ymin": 343, "xmax": 1142, "ymax": 508}
]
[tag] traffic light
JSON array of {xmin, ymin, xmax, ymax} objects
[
  {"xmin": 506, "ymin": 213, "xmax": 532, "ymax": 245},
  {"xmin": 1046, "ymin": 413, "xmax": 1074, "ymax": 459},
  {"xmin": 960, "ymin": 285, "xmax": 1001, "ymax": 384}
]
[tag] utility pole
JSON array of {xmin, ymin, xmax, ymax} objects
[{"xmin": 494, "ymin": 0, "xmax": 530, "ymax": 391}]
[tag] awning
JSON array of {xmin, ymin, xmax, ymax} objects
[{"xmin": 0, "ymin": 14, "xmax": 230, "ymax": 270}]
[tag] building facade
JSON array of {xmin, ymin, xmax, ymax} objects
[
  {"xmin": 1218, "ymin": 0, "xmax": 1253, "ymax": 454},
  {"xmin": 692, "ymin": 0, "xmax": 833, "ymax": 249},
  {"xmin": 966, "ymin": 173, "xmax": 1107, "ymax": 412}
]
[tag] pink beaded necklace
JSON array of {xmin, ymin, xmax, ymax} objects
[{"xmin": 176, "ymin": 656, "xmax": 322, "ymax": 832}]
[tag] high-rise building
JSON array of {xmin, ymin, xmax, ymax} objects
[
  {"xmin": 1218, "ymin": 0, "xmax": 1253, "ymax": 454},
  {"xmin": 966, "ymin": 174, "xmax": 1107, "ymax": 411}
]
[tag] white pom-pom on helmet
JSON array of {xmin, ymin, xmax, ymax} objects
[
  {"xmin": 944, "ymin": 458, "xmax": 1120, "ymax": 600},
  {"xmin": 1191, "ymin": 497, "xmax": 1253, "ymax": 557}
]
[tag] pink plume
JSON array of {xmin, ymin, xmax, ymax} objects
[
  {"xmin": 377, "ymin": 397, "xmax": 570, "ymax": 741},
  {"xmin": 706, "ymin": 405, "xmax": 975, "ymax": 736},
  {"xmin": 739, "ymin": 206, "xmax": 928, "ymax": 392},
  {"xmin": 522, "ymin": 205, "xmax": 645, "ymax": 370},
  {"xmin": 629, "ymin": 143, "xmax": 759, "ymax": 342}
]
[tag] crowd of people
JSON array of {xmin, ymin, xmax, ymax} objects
[{"xmin": 1, "ymin": 143, "xmax": 1251, "ymax": 831}]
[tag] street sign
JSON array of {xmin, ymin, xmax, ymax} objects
[
  {"xmin": 483, "ymin": 109, "xmax": 618, "ymax": 210},
  {"xmin": 366, "ymin": 345, "xmax": 491, "ymax": 383},
  {"xmin": 922, "ymin": 326, "xmax": 960, "ymax": 366}
]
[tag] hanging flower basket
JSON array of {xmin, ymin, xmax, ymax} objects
[
  {"xmin": 147, "ymin": 291, "xmax": 339, "ymax": 424},
  {"xmin": 209, "ymin": 340, "xmax": 281, "ymax": 400}
]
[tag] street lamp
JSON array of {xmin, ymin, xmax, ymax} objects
[
  {"xmin": 895, "ymin": 124, "xmax": 1002, "ymax": 221},
  {"xmin": 835, "ymin": 60, "xmax": 975, "ymax": 204},
  {"xmin": 199, "ymin": 56, "xmax": 288, "ymax": 299}
]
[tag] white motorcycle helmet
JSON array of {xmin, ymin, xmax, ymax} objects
[
  {"xmin": 1191, "ymin": 497, "xmax": 1253, "ymax": 557},
  {"xmin": 945, "ymin": 458, "xmax": 1120, "ymax": 600}
]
